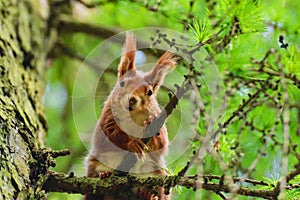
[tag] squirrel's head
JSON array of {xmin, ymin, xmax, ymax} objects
[{"xmin": 110, "ymin": 33, "xmax": 176, "ymax": 123}]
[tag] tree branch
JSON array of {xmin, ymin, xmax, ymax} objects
[
  {"xmin": 58, "ymin": 15, "xmax": 121, "ymax": 40},
  {"xmin": 43, "ymin": 171, "xmax": 277, "ymax": 199},
  {"xmin": 50, "ymin": 42, "xmax": 117, "ymax": 74},
  {"xmin": 75, "ymin": 0, "xmax": 113, "ymax": 8}
]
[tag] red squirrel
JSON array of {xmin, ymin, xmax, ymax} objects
[{"xmin": 84, "ymin": 33, "xmax": 176, "ymax": 200}]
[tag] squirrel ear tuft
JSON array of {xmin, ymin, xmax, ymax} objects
[
  {"xmin": 145, "ymin": 51, "xmax": 177, "ymax": 92},
  {"xmin": 118, "ymin": 33, "xmax": 136, "ymax": 79}
]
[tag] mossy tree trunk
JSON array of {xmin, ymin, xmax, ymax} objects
[{"xmin": 0, "ymin": 0, "xmax": 50, "ymax": 199}]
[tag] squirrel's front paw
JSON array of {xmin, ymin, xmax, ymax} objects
[
  {"xmin": 143, "ymin": 115, "xmax": 156, "ymax": 127},
  {"xmin": 138, "ymin": 188, "xmax": 158, "ymax": 200},
  {"xmin": 98, "ymin": 171, "xmax": 112, "ymax": 179},
  {"xmin": 128, "ymin": 138, "xmax": 147, "ymax": 160}
]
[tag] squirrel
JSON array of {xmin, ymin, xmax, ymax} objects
[{"xmin": 84, "ymin": 33, "xmax": 176, "ymax": 200}]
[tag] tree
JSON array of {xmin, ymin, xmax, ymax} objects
[
  {"xmin": 0, "ymin": 0, "xmax": 49, "ymax": 199},
  {"xmin": 1, "ymin": 0, "xmax": 300, "ymax": 200}
]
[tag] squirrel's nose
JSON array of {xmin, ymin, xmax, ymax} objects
[{"xmin": 129, "ymin": 96, "xmax": 138, "ymax": 110}]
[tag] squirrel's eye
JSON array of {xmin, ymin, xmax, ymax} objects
[
  {"xmin": 120, "ymin": 80, "xmax": 125, "ymax": 87},
  {"xmin": 147, "ymin": 89, "xmax": 153, "ymax": 96}
]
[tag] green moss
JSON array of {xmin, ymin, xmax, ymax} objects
[
  {"xmin": 17, "ymin": 3, "xmax": 32, "ymax": 52},
  {"xmin": 0, "ymin": 0, "xmax": 48, "ymax": 199}
]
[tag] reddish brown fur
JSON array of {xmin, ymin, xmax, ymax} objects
[{"xmin": 84, "ymin": 33, "xmax": 176, "ymax": 200}]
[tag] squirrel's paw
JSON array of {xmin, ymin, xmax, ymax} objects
[
  {"xmin": 98, "ymin": 171, "xmax": 112, "ymax": 179},
  {"xmin": 143, "ymin": 115, "xmax": 157, "ymax": 127},
  {"xmin": 137, "ymin": 188, "xmax": 159, "ymax": 200},
  {"xmin": 128, "ymin": 138, "xmax": 147, "ymax": 160}
]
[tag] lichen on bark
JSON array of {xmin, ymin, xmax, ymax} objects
[{"xmin": 0, "ymin": 0, "xmax": 49, "ymax": 199}]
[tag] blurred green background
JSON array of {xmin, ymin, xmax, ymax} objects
[{"xmin": 45, "ymin": 0, "xmax": 300, "ymax": 199}]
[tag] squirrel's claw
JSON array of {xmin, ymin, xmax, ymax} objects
[
  {"xmin": 98, "ymin": 171, "xmax": 112, "ymax": 179},
  {"xmin": 128, "ymin": 138, "xmax": 147, "ymax": 160},
  {"xmin": 144, "ymin": 115, "xmax": 156, "ymax": 127},
  {"xmin": 138, "ymin": 188, "xmax": 159, "ymax": 200}
]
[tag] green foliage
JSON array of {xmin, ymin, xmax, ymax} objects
[{"xmin": 189, "ymin": 19, "xmax": 212, "ymax": 42}]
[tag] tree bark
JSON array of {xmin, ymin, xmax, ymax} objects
[{"xmin": 0, "ymin": 0, "xmax": 49, "ymax": 199}]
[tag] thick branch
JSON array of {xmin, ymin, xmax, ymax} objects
[
  {"xmin": 58, "ymin": 16, "xmax": 120, "ymax": 40},
  {"xmin": 43, "ymin": 171, "xmax": 277, "ymax": 199}
]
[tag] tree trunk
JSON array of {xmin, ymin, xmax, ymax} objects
[{"xmin": 0, "ymin": 0, "xmax": 49, "ymax": 199}]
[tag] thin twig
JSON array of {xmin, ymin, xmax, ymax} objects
[{"xmin": 75, "ymin": 0, "xmax": 111, "ymax": 8}]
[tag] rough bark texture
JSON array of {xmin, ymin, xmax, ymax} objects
[{"xmin": 0, "ymin": 0, "xmax": 48, "ymax": 199}]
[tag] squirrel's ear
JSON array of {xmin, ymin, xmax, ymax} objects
[
  {"xmin": 145, "ymin": 51, "xmax": 176, "ymax": 92},
  {"xmin": 118, "ymin": 33, "xmax": 136, "ymax": 79}
]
